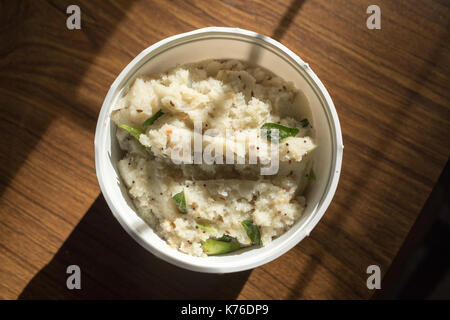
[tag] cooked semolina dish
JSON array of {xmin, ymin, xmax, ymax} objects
[{"xmin": 111, "ymin": 59, "xmax": 316, "ymax": 257}]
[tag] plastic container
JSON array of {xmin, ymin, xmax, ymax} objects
[{"xmin": 94, "ymin": 27, "xmax": 343, "ymax": 273}]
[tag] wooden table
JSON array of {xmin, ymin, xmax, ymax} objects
[{"xmin": 1, "ymin": 0, "xmax": 449, "ymax": 300}]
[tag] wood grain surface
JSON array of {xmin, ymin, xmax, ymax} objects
[{"xmin": 1, "ymin": 0, "xmax": 449, "ymax": 299}]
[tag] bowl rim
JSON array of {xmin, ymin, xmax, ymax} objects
[{"xmin": 94, "ymin": 27, "xmax": 343, "ymax": 273}]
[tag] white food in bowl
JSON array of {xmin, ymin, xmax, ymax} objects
[
  {"xmin": 111, "ymin": 59, "xmax": 316, "ymax": 257},
  {"xmin": 95, "ymin": 27, "xmax": 343, "ymax": 273}
]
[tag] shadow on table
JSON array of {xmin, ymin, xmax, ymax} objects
[
  {"xmin": 0, "ymin": 0, "xmax": 136, "ymax": 197},
  {"xmin": 248, "ymin": 0, "xmax": 305, "ymax": 65},
  {"xmin": 19, "ymin": 194, "xmax": 250, "ymax": 299},
  {"xmin": 287, "ymin": 12, "xmax": 450, "ymax": 299},
  {"xmin": 272, "ymin": 0, "xmax": 306, "ymax": 41}
]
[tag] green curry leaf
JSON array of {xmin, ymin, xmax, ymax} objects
[
  {"xmin": 242, "ymin": 220, "xmax": 261, "ymax": 245},
  {"xmin": 172, "ymin": 190, "xmax": 187, "ymax": 214},
  {"xmin": 142, "ymin": 109, "xmax": 164, "ymax": 127},
  {"xmin": 300, "ymin": 118, "xmax": 310, "ymax": 127},
  {"xmin": 261, "ymin": 123, "xmax": 299, "ymax": 142}
]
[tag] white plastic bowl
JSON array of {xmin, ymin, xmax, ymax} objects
[{"xmin": 95, "ymin": 27, "xmax": 343, "ymax": 273}]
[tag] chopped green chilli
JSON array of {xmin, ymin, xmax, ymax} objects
[
  {"xmin": 242, "ymin": 220, "xmax": 261, "ymax": 245},
  {"xmin": 142, "ymin": 109, "xmax": 164, "ymax": 127},
  {"xmin": 172, "ymin": 190, "xmax": 187, "ymax": 213},
  {"xmin": 119, "ymin": 124, "xmax": 145, "ymax": 140},
  {"xmin": 120, "ymin": 124, "xmax": 151, "ymax": 153},
  {"xmin": 309, "ymin": 168, "xmax": 316, "ymax": 181},
  {"xmin": 261, "ymin": 123, "xmax": 299, "ymax": 142},
  {"xmin": 202, "ymin": 236, "xmax": 241, "ymax": 255},
  {"xmin": 197, "ymin": 223, "xmax": 216, "ymax": 233},
  {"xmin": 300, "ymin": 118, "xmax": 310, "ymax": 127}
]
